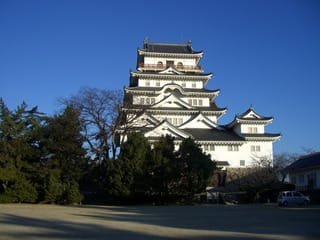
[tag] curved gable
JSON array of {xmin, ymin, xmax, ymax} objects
[
  {"xmin": 180, "ymin": 112, "xmax": 219, "ymax": 129},
  {"xmin": 151, "ymin": 93, "xmax": 193, "ymax": 109},
  {"xmin": 144, "ymin": 121, "xmax": 191, "ymax": 139}
]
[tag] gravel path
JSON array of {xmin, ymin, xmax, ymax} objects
[{"xmin": 0, "ymin": 204, "xmax": 319, "ymax": 240}]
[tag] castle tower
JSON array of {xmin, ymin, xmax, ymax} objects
[{"xmin": 118, "ymin": 39, "xmax": 281, "ymax": 168}]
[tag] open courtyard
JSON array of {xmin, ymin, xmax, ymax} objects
[{"xmin": 0, "ymin": 203, "xmax": 319, "ymax": 240}]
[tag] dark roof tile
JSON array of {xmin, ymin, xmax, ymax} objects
[
  {"xmin": 184, "ymin": 128, "xmax": 244, "ymax": 142},
  {"xmin": 141, "ymin": 42, "xmax": 202, "ymax": 54},
  {"xmin": 285, "ymin": 152, "xmax": 320, "ymax": 170}
]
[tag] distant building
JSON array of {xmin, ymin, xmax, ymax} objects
[
  {"xmin": 118, "ymin": 39, "xmax": 281, "ymax": 168},
  {"xmin": 283, "ymin": 152, "xmax": 320, "ymax": 191}
]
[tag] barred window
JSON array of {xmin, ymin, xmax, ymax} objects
[
  {"xmin": 210, "ymin": 145, "xmax": 215, "ymax": 151},
  {"xmin": 228, "ymin": 145, "xmax": 239, "ymax": 151},
  {"xmin": 251, "ymin": 145, "xmax": 261, "ymax": 152}
]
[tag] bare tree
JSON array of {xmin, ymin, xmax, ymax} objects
[
  {"xmin": 273, "ymin": 153, "xmax": 299, "ymax": 182},
  {"xmin": 61, "ymin": 87, "xmax": 123, "ymax": 162}
]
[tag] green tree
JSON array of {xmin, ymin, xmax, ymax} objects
[
  {"xmin": 5, "ymin": 175, "xmax": 38, "ymax": 203},
  {"xmin": 64, "ymin": 180, "xmax": 83, "ymax": 204},
  {"xmin": 42, "ymin": 106, "xmax": 87, "ymax": 183},
  {"xmin": 43, "ymin": 170, "xmax": 64, "ymax": 203},
  {"xmin": 0, "ymin": 99, "xmax": 44, "ymax": 202},
  {"xmin": 177, "ymin": 138, "xmax": 215, "ymax": 201},
  {"xmin": 40, "ymin": 105, "xmax": 87, "ymax": 203},
  {"xmin": 148, "ymin": 135, "xmax": 176, "ymax": 203},
  {"xmin": 114, "ymin": 132, "xmax": 150, "ymax": 197}
]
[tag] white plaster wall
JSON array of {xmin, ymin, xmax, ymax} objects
[
  {"xmin": 240, "ymin": 124, "xmax": 265, "ymax": 134},
  {"xmin": 138, "ymin": 78, "xmax": 203, "ymax": 89},
  {"xmin": 204, "ymin": 141, "xmax": 273, "ymax": 168},
  {"xmin": 206, "ymin": 115, "xmax": 218, "ymax": 123}
]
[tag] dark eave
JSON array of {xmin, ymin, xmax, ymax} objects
[
  {"xmin": 124, "ymin": 105, "xmax": 226, "ymax": 114},
  {"xmin": 131, "ymin": 70, "xmax": 212, "ymax": 77},
  {"xmin": 226, "ymin": 116, "xmax": 273, "ymax": 128},
  {"xmin": 183, "ymin": 128, "xmax": 245, "ymax": 143},
  {"xmin": 240, "ymin": 133, "xmax": 282, "ymax": 141},
  {"xmin": 125, "ymin": 86, "xmax": 220, "ymax": 96},
  {"xmin": 139, "ymin": 41, "xmax": 203, "ymax": 55}
]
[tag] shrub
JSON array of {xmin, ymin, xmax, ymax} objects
[
  {"xmin": 6, "ymin": 176, "xmax": 38, "ymax": 203},
  {"xmin": 64, "ymin": 180, "xmax": 83, "ymax": 204}
]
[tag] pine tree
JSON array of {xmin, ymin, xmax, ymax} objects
[{"xmin": 177, "ymin": 138, "xmax": 215, "ymax": 201}]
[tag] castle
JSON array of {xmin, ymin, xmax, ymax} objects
[{"xmin": 118, "ymin": 39, "xmax": 281, "ymax": 168}]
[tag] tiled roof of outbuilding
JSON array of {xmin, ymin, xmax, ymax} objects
[{"xmin": 285, "ymin": 152, "xmax": 320, "ymax": 170}]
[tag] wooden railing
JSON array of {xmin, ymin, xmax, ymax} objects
[{"xmin": 138, "ymin": 63, "xmax": 202, "ymax": 71}]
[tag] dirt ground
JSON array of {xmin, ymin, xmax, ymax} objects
[{"xmin": 0, "ymin": 203, "xmax": 319, "ymax": 240}]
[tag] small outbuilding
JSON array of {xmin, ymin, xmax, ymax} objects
[{"xmin": 283, "ymin": 152, "xmax": 320, "ymax": 191}]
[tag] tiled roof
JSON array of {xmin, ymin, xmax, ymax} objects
[
  {"xmin": 131, "ymin": 70, "xmax": 211, "ymax": 77},
  {"xmin": 237, "ymin": 107, "xmax": 272, "ymax": 121},
  {"xmin": 125, "ymin": 105, "xmax": 226, "ymax": 112},
  {"xmin": 126, "ymin": 86, "xmax": 219, "ymax": 94},
  {"xmin": 285, "ymin": 152, "xmax": 320, "ymax": 171},
  {"xmin": 140, "ymin": 42, "xmax": 202, "ymax": 54},
  {"xmin": 241, "ymin": 133, "xmax": 282, "ymax": 139},
  {"xmin": 237, "ymin": 116, "xmax": 273, "ymax": 121},
  {"xmin": 184, "ymin": 128, "xmax": 244, "ymax": 142},
  {"xmin": 216, "ymin": 161, "xmax": 230, "ymax": 166},
  {"xmin": 135, "ymin": 127, "xmax": 243, "ymax": 143}
]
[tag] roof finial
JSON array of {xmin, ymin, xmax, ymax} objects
[
  {"xmin": 250, "ymin": 104, "xmax": 254, "ymax": 110},
  {"xmin": 187, "ymin": 39, "xmax": 192, "ymax": 46},
  {"xmin": 143, "ymin": 37, "xmax": 148, "ymax": 47}
]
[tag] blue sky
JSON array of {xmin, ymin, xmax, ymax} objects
[{"xmin": 1, "ymin": 0, "xmax": 319, "ymax": 155}]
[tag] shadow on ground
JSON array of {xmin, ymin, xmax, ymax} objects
[{"xmin": 0, "ymin": 204, "xmax": 319, "ymax": 240}]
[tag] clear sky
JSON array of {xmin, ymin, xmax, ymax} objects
[{"xmin": 1, "ymin": 0, "xmax": 319, "ymax": 155}]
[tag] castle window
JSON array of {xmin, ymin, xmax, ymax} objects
[
  {"xmin": 188, "ymin": 99, "xmax": 192, "ymax": 105},
  {"xmin": 140, "ymin": 98, "xmax": 145, "ymax": 105},
  {"xmin": 166, "ymin": 61, "xmax": 174, "ymax": 67},
  {"xmin": 167, "ymin": 118, "xmax": 183, "ymax": 126},
  {"xmin": 204, "ymin": 145, "xmax": 208, "ymax": 151},
  {"xmin": 145, "ymin": 81, "xmax": 150, "ymax": 87},
  {"xmin": 172, "ymin": 118, "xmax": 177, "ymax": 125},
  {"xmin": 240, "ymin": 160, "xmax": 246, "ymax": 166},
  {"xmin": 157, "ymin": 61, "xmax": 163, "ymax": 67},
  {"xmin": 177, "ymin": 62, "xmax": 183, "ymax": 69},
  {"xmin": 198, "ymin": 99, "xmax": 203, "ymax": 106},
  {"xmin": 210, "ymin": 145, "xmax": 215, "ymax": 151},
  {"xmin": 156, "ymin": 81, "xmax": 160, "ymax": 87},
  {"xmin": 146, "ymin": 98, "xmax": 150, "ymax": 104},
  {"xmin": 248, "ymin": 127, "xmax": 258, "ymax": 133},
  {"xmin": 228, "ymin": 145, "xmax": 239, "ymax": 151},
  {"xmin": 193, "ymin": 99, "xmax": 197, "ymax": 106},
  {"xmin": 251, "ymin": 145, "xmax": 261, "ymax": 152},
  {"xmin": 182, "ymin": 82, "xmax": 186, "ymax": 88},
  {"xmin": 151, "ymin": 98, "xmax": 155, "ymax": 104},
  {"xmin": 192, "ymin": 83, "xmax": 196, "ymax": 88}
]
